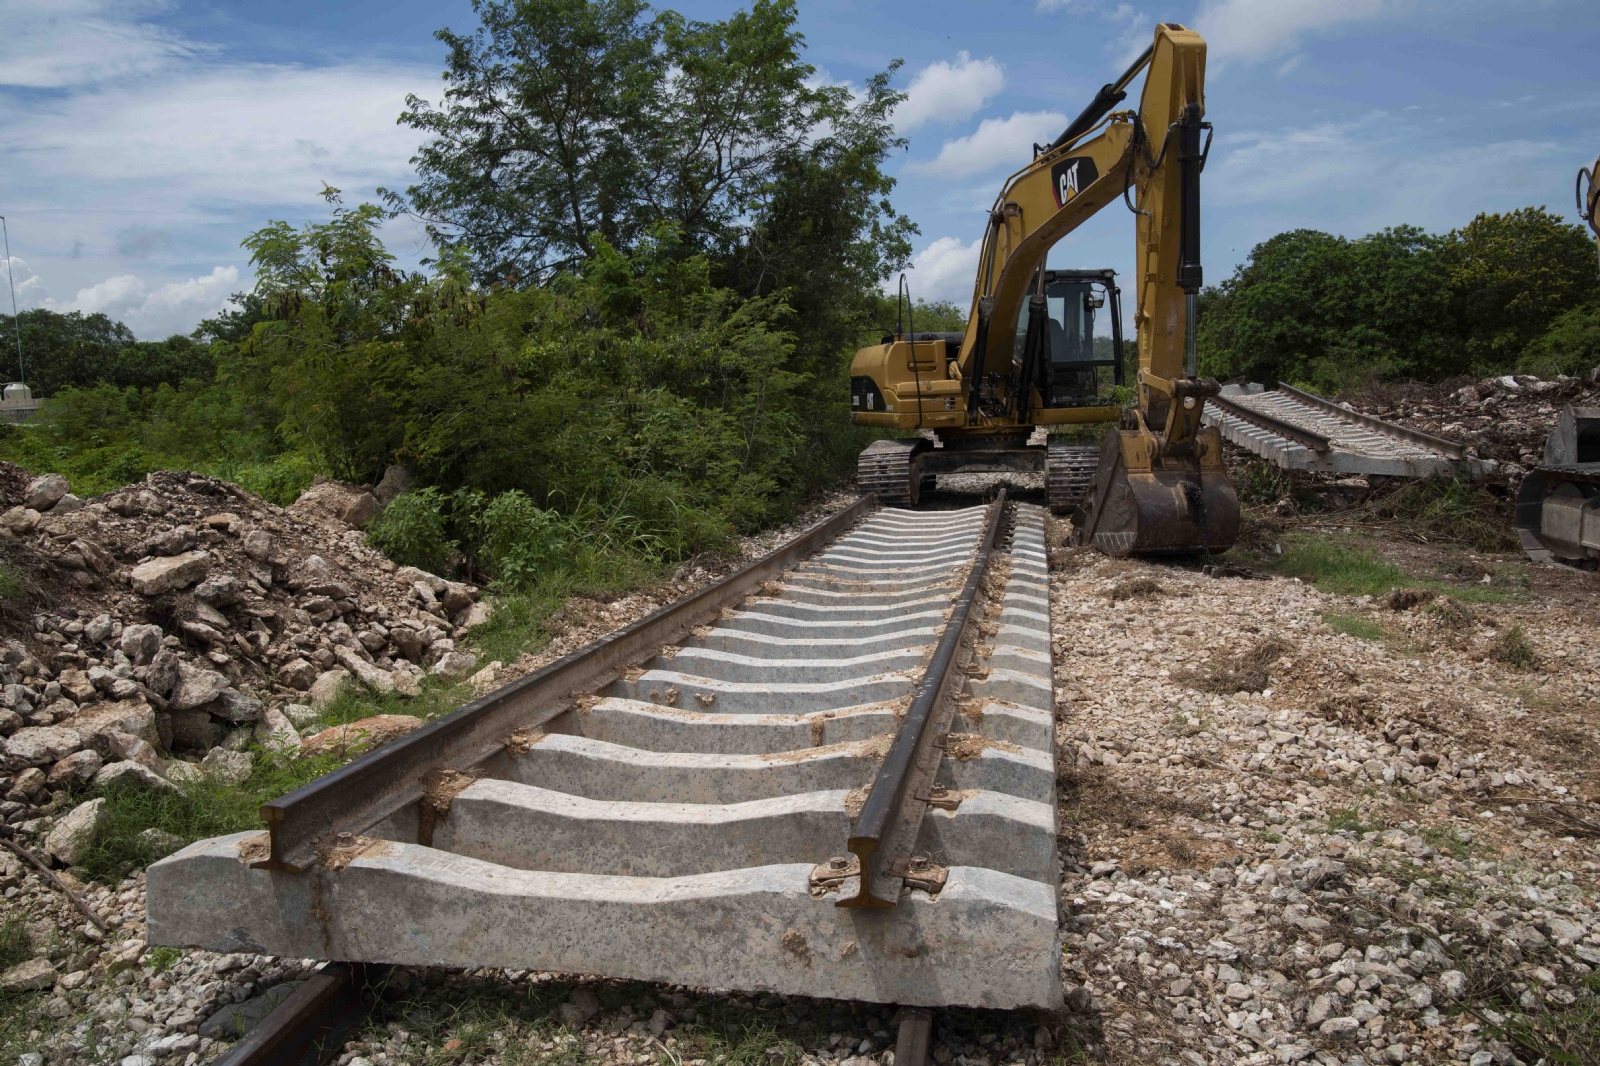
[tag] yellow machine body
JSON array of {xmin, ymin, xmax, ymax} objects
[{"xmin": 849, "ymin": 23, "xmax": 1239, "ymax": 556}]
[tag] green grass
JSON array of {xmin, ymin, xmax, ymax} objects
[
  {"xmin": 1329, "ymin": 806, "xmax": 1379, "ymax": 836},
  {"xmin": 0, "ymin": 918, "xmax": 32, "ymax": 971},
  {"xmin": 1490, "ymin": 970, "xmax": 1600, "ymax": 1065},
  {"xmin": 1323, "ymin": 611, "xmax": 1389, "ymax": 641},
  {"xmin": 1261, "ymin": 533, "xmax": 1516, "ymax": 603}
]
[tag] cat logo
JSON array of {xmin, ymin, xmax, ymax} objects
[{"xmin": 1050, "ymin": 156, "xmax": 1099, "ymax": 208}]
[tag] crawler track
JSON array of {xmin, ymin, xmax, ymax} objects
[{"xmin": 150, "ymin": 495, "xmax": 1062, "ymax": 1054}]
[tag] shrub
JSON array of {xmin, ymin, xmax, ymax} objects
[{"xmin": 365, "ymin": 488, "xmax": 455, "ymax": 574}]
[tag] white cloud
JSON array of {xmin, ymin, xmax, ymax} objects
[
  {"xmin": 895, "ymin": 53, "xmax": 1005, "ymax": 132},
  {"xmin": 1207, "ymin": 113, "xmax": 1573, "ymax": 237},
  {"xmin": 909, "ymin": 111, "xmax": 1068, "ymax": 178},
  {"xmin": 0, "ymin": 0, "xmax": 205, "ymax": 89},
  {"xmin": 900, "ymin": 236, "xmax": 982, "ymax": 305},
  {"xmin": 7, "ymin": 256, "xmax": 240, "ymax": 338},
  {"xmin": 3, "ymin": 64, "xmax": 427, "ymax": 211},
  {"xmin": 1195, "ymin": 0, "xmax": 1413, "ymax": 64}
]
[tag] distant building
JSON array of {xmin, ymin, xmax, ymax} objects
[{"xmin": 0, "ymin": 383, "xmax": 41, "ymax": 425}]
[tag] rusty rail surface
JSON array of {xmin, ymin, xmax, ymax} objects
[
  {"xmin": 1276, "ymin": 382, "xmax": 1466, "ymax": 459},
  {"xmin": 1208, "ymin": 393, "xmax": 1331, "ymax": 453},
  {"xmin": 838, "ymin": 489, "xmax": 1007, "ymax": 908},
  {"xmin": 256, "ymin": 496, "xmax": 878, "ymax": 871}
]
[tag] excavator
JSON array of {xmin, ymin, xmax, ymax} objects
[
  {"xmin": 1513, "ymin": 155, "xmax": 1600, "ymax": 566},
  {"xmin": 849, "ymin": 23, "xmax": 1238, "ymax": 557}
]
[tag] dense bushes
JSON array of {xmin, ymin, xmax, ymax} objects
[
  {"xmin": 0, "ymin": 309, "xmax": 216, "ymax": 397},
  {"xmin": 1198, "ymin": 207, "xmax": 1600, "ymax": 392}
]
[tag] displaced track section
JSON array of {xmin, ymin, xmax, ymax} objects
[
  {"xmin": 1205, "ymin": 382, "xmax": 1488, "ymax": 479},
  {"xmin": 148, "ymin": 495, "xmax": 1063, "ymax": 1032}
]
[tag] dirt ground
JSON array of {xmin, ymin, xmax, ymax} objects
[{"xmin": 1045, "ymin": 501, "xmax": 1600, "ymax": 1066}]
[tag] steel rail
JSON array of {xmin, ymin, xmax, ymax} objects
[
  {"xmin": 256, "ymin": 495, "xmax": 879, "ymax": 872},
  {"xmin": 838, "ymin": 488, "xmax": 1007, "ymax": 908},
  {"xmin": 1208, "ymin": 393, "xmax": 1331, "ymax": 453},
  {"xmin": 1276, "ymin": 382, "xmax": 1466, "ymax": 460},
  {"xmin": 212, "ymin": 963, "xmax": 377, "ymax": 1066}
]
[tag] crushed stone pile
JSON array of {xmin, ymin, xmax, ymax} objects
[
  {"xmin": 0, "ymin": 465, "xmax": 492, "ymax": 862},
  {"xmin": 1357, "ymin": 373, "xmax": 1600, "ymax": 486}
]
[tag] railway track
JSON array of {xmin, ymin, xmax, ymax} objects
[
  {"xmin": 149, "ymin": 492, "xmax": 1063, "ymax": 1063},
  {"xmin": 1204, "ymin": 382, "xmax": 1488, "ymax": 480}
]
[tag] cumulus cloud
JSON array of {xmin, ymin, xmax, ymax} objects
[
  {"xmin": 908, "ymin": 111, "xmax": 1068, "ymax": 178},
  {"xmin": 900, "ymin": 236, "xmax": 982, "ymax": 305},
  {"xmin": 895, "ymin": 52, "xmax": 1005, "ymax": 133},
  {"xmin": 3, "ymin": 64, "xmax": 427, "ymax": 212},
  {"xmin": 0, "ymin": 0, "xmax": 205, "ymax": 89},
  {"xmin": 6, "ymin": 256, "xmax": 240, "ymax": 338},
  {"xmin": 1195, "ymin": 0, "xmax": 1413, "ymax": 65}
]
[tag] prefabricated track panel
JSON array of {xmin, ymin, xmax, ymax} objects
[{"xmin": 149, "ymin": 504, "xmax": 1064, "ymax": 1009}]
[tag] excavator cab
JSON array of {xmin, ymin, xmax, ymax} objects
[{"xmin": 1017, "ymin": 270, "xmax": 1125, "ymax": 409}]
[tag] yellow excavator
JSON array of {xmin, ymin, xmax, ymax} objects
[{"xmin": 850, "ymin": 23, "xmax": 1238, "ymax": 556}]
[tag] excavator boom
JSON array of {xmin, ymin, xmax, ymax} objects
[{"xmin": 849, "ymin": 23, "xmax": 1238, "ymax": 556}]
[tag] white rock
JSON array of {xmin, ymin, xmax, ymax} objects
[
  {"xmin": 333, "ymin": 646, "xmax": 396, "ymax": 696},
  {"xmin": 167, "ymin": 662, "xmax": 232, "ymax": 712},
  {"xmin": 129, "ymin": 550, "xmax": 211, "ymax": 596},
  {"xmin": 431, "ymin": 650, "xmax": 478, "ymax": 682},
  {"xmin": 281, "ymin": 703, "xmax": 320, "ymax": 728},
  {"xmin": 120, "ymin": 623, "xmax": 164, "ymax": 666},
  {"xmin": 24, "ymin": 473, "xmax": 70, "ymax": 511},
  {"xmin": 469, "ymin": 661, "xmax": 503, "ymax": 697},
  {"xmin": 308, "ymin": 668, "xmax": 350, "ymax": 707},
  {"xmin": 44, "ymin": 797, "xmax": 105, "ymax": 865},
  {"xmin": 1439, "ymin": 969, "xmax": 1467, "ymax": 999},
  {"xmin": 199, "ymin": 747, "xmax": 254, "ymax": 786},
  {"xmin": 0, "ymin": 957, "xmax": 56, "ymax": 992},
  {"xmin": 93, "ymin": 761, "xmax": 175, "ymax": 793}
]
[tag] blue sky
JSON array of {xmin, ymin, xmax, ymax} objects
[{"xmin": 1, "ymin": 0, "xmax": 1596, "ymax": 338}]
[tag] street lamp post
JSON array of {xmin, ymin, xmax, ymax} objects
[{"xmin": 1, "ymin": 215, "xmax": 23, "ymax": 387}]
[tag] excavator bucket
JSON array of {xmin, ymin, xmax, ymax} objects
[{"xmin": 1071, "ymin": 425, "xmax": 1239, "ymax": 557}]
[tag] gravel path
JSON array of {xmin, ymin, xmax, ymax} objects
[{"xmin": 1047, "ymin": 519, "xmax": 1600, "ymax": 1065}]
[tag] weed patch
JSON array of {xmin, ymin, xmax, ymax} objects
[
  {"xmin": 1323, "ymin": 611, "xmax": 1388, "ymax": 641},
  {"xmin": 1329, "ymin": 806, "xmax": 1378, "ymax": 836},
  {"xmin": 1110, "ymin": 577, "xmax": 1162, "ymax": 603},
  {"xmin": 1263, "ymin": 533, "xmax": 1514, "ymax": 603},
  {"xmin": 0, "ymin": 918, "xmax": 32, "ymax": 971},
  {"xmin": 1189, "ymin": 637, "xmax": 1289, "ymax": 694},
  {"xmin": 1492, "ymin": 624, "xmax": 1536, "ymax": 669}
]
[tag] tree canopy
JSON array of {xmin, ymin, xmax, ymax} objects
[
  {"xmin": 1198, "ymin": 206, "xmax": 1600, "ymax": 392},
  {"xmin": 0, "ymin": 308, "xmax": 214, "ymax": 397}
]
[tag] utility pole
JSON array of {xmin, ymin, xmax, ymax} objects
[{"xmin": 0, "ymin": 216, "xmax": 21, "ymax": 387}]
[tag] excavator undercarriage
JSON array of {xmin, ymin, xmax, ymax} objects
[{"xmin": 849, "ymin": 23, "xmax": 1240, "ymax": 557}]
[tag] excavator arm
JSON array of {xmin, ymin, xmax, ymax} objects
[{"xmin": 959, "ymin": 23, "xmax": 1207, "ymax": 427}]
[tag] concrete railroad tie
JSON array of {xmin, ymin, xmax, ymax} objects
[{"xmin": 148, "ymin": 504, "xmax": 1063, "ymax": 1009}]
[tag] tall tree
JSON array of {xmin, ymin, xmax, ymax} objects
[
  {"xmin": 1442, "ymin": 206, "xmax": 1599, "ymax": 370},
  {"xmin": 385, "ymin": 0, "xmax": 911, "ymax": 295}
]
